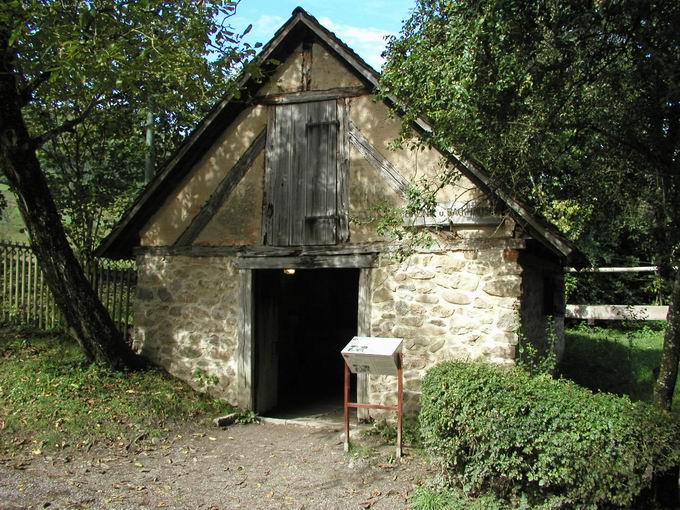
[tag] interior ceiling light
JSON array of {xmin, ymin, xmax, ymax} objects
[{"xmin": 283, "ymin": 268, "xmax": 296, "ymax": 275}]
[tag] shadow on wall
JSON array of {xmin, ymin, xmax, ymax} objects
[{"xmin": 140, "ymin": 106, "xmax": 267, "ymax": 246}]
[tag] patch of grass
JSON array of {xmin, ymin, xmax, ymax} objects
[
  {"xmin": 346, "ymin": 441, "xmax": 378, "ymax": 459},
  {"xmin": 410, "ymin": 485, "xmax": 512, "ymax": 510},
  {"xmin": 361, "ymin": 417, "xmax": 422, "ymax": 446},
  {"xmin": 560, "ymin": 322, "xmax": 680, "ymax": 407},
  {"xmin": 0, "ymin": 333, "xmax": 234, "ymax": 453}
]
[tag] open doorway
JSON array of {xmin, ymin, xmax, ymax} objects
[{"xmin": 253, "ymin": 268, "xmax": 359, "ymax": 418}]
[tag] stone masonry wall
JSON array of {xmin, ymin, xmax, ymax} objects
[
  {"xmin": 367, "ymin": 247, "xmax": 523, "ymax": 415},
  {"xmin": 133, "ymin": 255, "xmax": 241, "ymax": 403}
]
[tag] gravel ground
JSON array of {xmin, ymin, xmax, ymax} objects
[{"xmin": 0, "ymin": 422, "xmax": 431, "ymax": 510}]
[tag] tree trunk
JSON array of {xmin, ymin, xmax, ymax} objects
[
  {"xmin": 652, "ymin": 266, "xmax": 680, "ymax": 508},
  {"xmin": 654, "ymin": 266, "xmax": 680, "ymax": 410},
  {"xmin": 0, "ymin": 35, "xmax": 138, "ymax": 370}
]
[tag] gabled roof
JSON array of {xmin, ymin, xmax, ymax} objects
[{"xmin": 97, "ymin": 7, "xmax": 583, "ymax": 266}]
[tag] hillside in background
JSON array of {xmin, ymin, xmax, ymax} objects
[{"xmin": 0, "ymin": 186, "xmax": 27, "ymax": 243}]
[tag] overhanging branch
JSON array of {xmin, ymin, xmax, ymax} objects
[{"xmin": 30, "ymin": 95, "xmax": 101, "ymax": 148}]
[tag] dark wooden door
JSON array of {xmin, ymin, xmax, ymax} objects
[
  {"xmin": 254, "ymin": 271, "xmax": 279, "ymax": 413},
  {"xmin": 264, "ymin": 100, "xmax": 346, "ymax": 246}
]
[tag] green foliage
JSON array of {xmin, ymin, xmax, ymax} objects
[
  {"xmin": 234, "ymin": 409, "xmax": 259, "ymax": 425},
  {"xmin": 362, "ymin": 417, "xmax": 422, "ymax": 446},
  {"xmin": 0, "ymin": 334, "xmax": 234, "ymax": 452},
  {"xmin": 1, "ymin": 0, "xmax": 258, "ymax": 256},
  {"xmin": 381, "ymin": 0, "xmax": 680, "ymax": 297},
  {"xmin": 192, "ymin": 368, "xmax": 220, "ymax": 391},
  {"xmin": 419, "ymin": 361, "xmax": 680, "ymax": 509},
  {"xmin": 516, "ymin": 318, "xmax": 557, "ymax": 376},
  {"xmin": 411, "ymin": 485, "xmax": 513, "ymax": 510}
]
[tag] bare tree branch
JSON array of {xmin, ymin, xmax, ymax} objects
[
  {"xmin": 31, "ymin": 95, "xmax": 101, "ymax": 148},
  {"xmin": 19, "ymin": 71, "xmax": 51, "ymax": 107}
]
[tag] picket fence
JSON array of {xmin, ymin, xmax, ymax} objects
[{"xmin": 0, "ymin": 241, "xmax": 136, "ymax": 340}]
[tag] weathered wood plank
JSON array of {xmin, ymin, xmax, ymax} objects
[
  {"xmin": 262, "ymin": 106, "xmax": 277, "ymax": 245},
  {"xmin": 566, "ymin": 305, "xmax": 669, "ymax": 321},
  {"xmin": 233, "ymin": 254, "xmax": 377, "ymax": 269},
  {"xmin": 253, "ymin": 86, "xmax": 369, "ymax": 105},
  {"xmin": 356, "ymin": 268, "xmax": 372, "ymax": 420},
  {"xmin": 348, "ymin": 122, "xmax": 410, "ymax": 195},
  {"xmin": 134, "ymin": 237, "xmax": 526, "ymax": 257},
  {"xmin": 304, "ymin": 100, "xmax": 338, "ymax": 245},
  {"xmin": 237, "ymin": 269, "xmax": 254, "ymax": 409},
  {"xmin": 566, "ymin": 266, "xmax": 659, "ymax": 273},
  {"xmin": 291, "ymin": 102, "xmax": 307, "ymax": 244},
  {"xmin": 336, "ymin": 98, "xmax": 350, "ymax": 242},
  {"xmin": 266, "ymin": 104, "xmax": 294, "ymax": 245},
  {"xmin": 176, "ymin": 128, "xmax": 267, "ymax": 246}
]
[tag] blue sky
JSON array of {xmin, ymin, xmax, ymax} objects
[{"xmin": 231, "ymin": 0, "xmax": 417, "ymax": 69}]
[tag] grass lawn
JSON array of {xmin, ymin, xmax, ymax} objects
[
  {"xmin": 559, "ymin": 321, "xmax": 680, "ymax": 408},
  {"xmin": 0, "ymin": 331, "xmax": 234, "ymax": 454}
]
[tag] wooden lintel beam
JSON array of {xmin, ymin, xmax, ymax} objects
[
  {"xmin": 233, "ymin": 254, "xmax": 378, "ymax": 270},
  {"xmin": 134, "ymin": 238, "xmax": 526, "ymax": 258},
  {"xmin": 175, "ymin": 128, "xmax": 267, "ymax": 247},
  {"xmin": 134, "ymin": 244, "xmax": 381, "ymax": 258},
  {"xmin": 253, "ymin": 86, "xmax": 370, "ymax": 105},
  {"xmin": 348, "ymin": 122, "xmax": 411, "ymax": 195}
]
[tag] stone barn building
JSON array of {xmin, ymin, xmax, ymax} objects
[{"xmin": 98, "ymin": 9, "xmax": 581, "ymax": 417}]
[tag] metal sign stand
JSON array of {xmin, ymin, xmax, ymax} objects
[{"xmin": 343, "ymin": 352, "xmax": 403, "ymax": 458}]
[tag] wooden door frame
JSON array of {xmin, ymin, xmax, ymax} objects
[{"xmin": 235, "ymin": 263, "xmax": 373, "ymax": 412}]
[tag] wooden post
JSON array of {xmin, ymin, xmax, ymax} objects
[
  {"xmin": 343, "ymin": 355, "xmax": 404, "ymax": 457},
  {"xmin": 344, "ymin": 361, "xmax": 351, "ymax": 452},
  {"xmin": 396, "ymin": 353, "xmax": 403, "ymax": 459},
  {"xmin": 2, "ymin": 246, "xmax": 7, "ymax": 322},
  {"xmin": 124, "ymin": 270, "xmax": 133, "ymax": 341}
]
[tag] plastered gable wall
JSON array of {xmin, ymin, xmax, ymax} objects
[
  {"xmin": 140, "ymin": 105, "xmax": 267, "ymax": 246},
  {"xmin": 137, "ymin": 40, "xmax": 498, "ymax": 248},
  {"xmin": 348, "ymin": 95, "xmax": 486, "ymax": 208},
  {"xmin": 195, "ymin": 151, "xmax": 265, "ymax": 245},
  {"xmin": 257, "ymin": 42, "xmax": 363, "ymax": 95}
]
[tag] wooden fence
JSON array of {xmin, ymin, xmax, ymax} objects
[
  {"xmin": 0, "ymin": 241, "xmax": 136, "ymax": 339},
  {"xmin": 566, "ymin": 266, "xmax": 668, "ymax": 322}
]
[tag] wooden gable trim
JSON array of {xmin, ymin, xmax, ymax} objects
[
  {"xmin": 174, "ymin": 128, "xmax": 267, "ymax": 247},
  {"xmin": 348, "ymin": 122, "xmax": 410, "ymax": 196},
  {"xmin": 253, "ymin": 86, "xmax": 370, "ymax": 105}
]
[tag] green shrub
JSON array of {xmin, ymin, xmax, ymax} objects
[
  {"xmin": 411, "ymin": 485, "xmax": 512, "ymax": 510},
  {"xmin": 420, "ymin": 361, "xmax": 680, "ymax": 509}
]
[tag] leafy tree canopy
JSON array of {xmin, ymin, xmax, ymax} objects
[
  {"xmin": 381, "ymin": 0, "xmax": 680, "ymax": 415},
  {"xmin": 381, "ymin": 0, "xmax": 680, "ymax": 271},
  {"xmin": 2, "ymin": 0, "xmax": 259, "ymax": 255}
]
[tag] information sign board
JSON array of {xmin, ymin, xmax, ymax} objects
[{"xmin": 341, "ymin": 336, "xmax": 403, "ymax": 376}]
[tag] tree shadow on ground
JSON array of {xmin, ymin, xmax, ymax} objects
[{"xmin": 558, "ymin": 327, "xmax": 663, "ymax": 403}]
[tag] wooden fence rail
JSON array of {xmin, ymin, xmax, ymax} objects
[
  {"xmin": 0, "ymin": 241, "xmax": 136, "ymax": 340},
  {"xmin": 566, "ymin": 304, "xmax": 669, "ymax": 321}
]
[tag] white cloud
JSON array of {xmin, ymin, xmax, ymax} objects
[
  {"xmin": 250, "ymin": 14, "xmax": 286, "ymax": 38},
  {"xmin": 317, "ymin": 17, "xmax": 393, "ymax": 70}
]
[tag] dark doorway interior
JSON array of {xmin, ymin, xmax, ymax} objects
[{"xmin": 253, "ymin": 268, "xmax": 359, "ymax": 416}]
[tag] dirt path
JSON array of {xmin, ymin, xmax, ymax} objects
[{"xmin": 0, "ymin": 422, "xmax": 431, "ymax": 509}]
